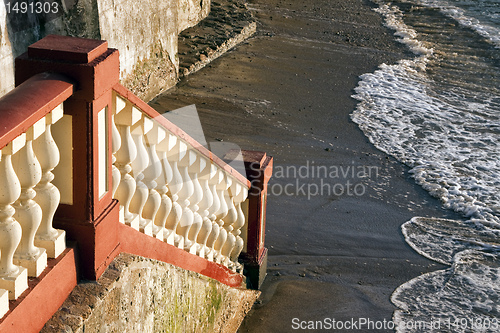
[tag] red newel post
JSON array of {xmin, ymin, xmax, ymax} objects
[
  {"xmin": 15, "ymin": 35, "xmax": 120, "ymax": 280},
  {"xmin": 239, "ymin": 150, "xmax": 273, "ymax": 289}
]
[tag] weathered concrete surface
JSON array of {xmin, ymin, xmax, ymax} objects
[
  {"xmin": 42, "ymin": 253, "xmax": 259, "ymax": 333},
  {"xmin": 178, "ymin": 0, "xmax": 211, "ymax": 33},
  {"xmin": 178, "ymin": 0, "xmax": 256, "ymax": 77},
  {"xmin": 122, "ymin": 0, "xmax": 258, "ymax": 101},
  {"xmin": 0, "ymin": 0, "xmax": 210, "ymax": 99},
  {"xmin": 98, "ymin": 0, "xmax": 181, "ymax": 101}
]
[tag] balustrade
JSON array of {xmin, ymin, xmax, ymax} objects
[
  {"xmin": 0, "ymin": 137, "xmax": 28, "ymax": 300},
  {"xmin": 0, "ymin": 87, "xmax": 256, "ymax": 310},
  {"xmin": 163, "ymin": 135, "xmax": 183, "ymax": 246},
  {"xmin": 0, "ymin": 35, "xmax": 271, "ymax": 328},
  {"xmin": 111, "ymin": 91, "xmax": 252, "ymax": 271},
  {"xmin": 0, "ymin": 104, "xmax": 66, "ymax": 301}
]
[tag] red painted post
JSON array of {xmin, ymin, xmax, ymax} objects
[
  {"xmin": 15, "ymin": 35, "xmax": 121, "ymax": 280},
  {"xmin": 239, "ymin": 150, "xmax": 273, "ymax": 289}
]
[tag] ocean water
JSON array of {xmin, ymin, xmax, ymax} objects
[{"xmin": 351, "ymin": 0, "xmax": 500, "ymax": 331}]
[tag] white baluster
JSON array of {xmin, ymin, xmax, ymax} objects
[
  {"xmin": 230, "ymin": 186, "xmax": 248, "ymax": 273},
  {"xmin": 220, "ymin": 180, "xmax": 237, "ymax": 267},
  {"xmin": 153, "ymin": 150, "xmax": 172, "ymax": 241},
  {"xmin": 33, "ymin": 108, "xmax": 66, "ymax": 259},
  {"xmin": 164, "ymin": 136, "xmax": 184, "ymax": 246},
  {"xmin": 130, "ymin": 117, "xmax": 153, "ymax": 236},
  {"xmin": 114, "ymin": 125, "xmax": 137, "ymax": 226},
  {"xmin": 111, "ymin": 94, "xmax": 126, "ymax": 197},
  {"xmin": 188, "ymin": 155, "xmax": 205, "ymax": 254},
  {"xmin": 206, "ymin": 170, "xmax": 222, "ymax": 262},
  {"xmin": 195, "ymin": 163, "xmax": 216, "ymax": 258},
  {"xmin": 142, "ymin": 124, "xmax": 165, "ymax": 239},
  {"xmin": 175, "ymin": 146, "xmax": 195, "ymax": 250},
  {"xmin": 0, "ymin": 138, "xmax": 28, "ymax": 300},
  {"xmin": 213, "ymin": 173, "xmax": 230, "ymax": 264},
  {"xmin": 114, "ymin": 103, "xmax": 141, "ymax": 228},
  {"xmin": 13, "ymin": 120, "xmax": 47, "ymax": 277},
  {"xmin": 155, "ymin": 134, "xmax": 176, "ymax": 243}
]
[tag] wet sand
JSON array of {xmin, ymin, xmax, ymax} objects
[{"xmin": 150, "ymin": 0, "xmax": 463, "ymax": 331}]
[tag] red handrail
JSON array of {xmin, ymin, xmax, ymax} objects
[
  {"xmin": 112, "ymin": 83, "xmax": 251, "ymax": 188},
  {"xmin": 0, "ymin": 72, "xmax": 74, "ymax": 150}
]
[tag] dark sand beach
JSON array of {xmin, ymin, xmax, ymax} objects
[{"xmin": 150, "ymin": 0, "xmax": 464, "ymax": 331}]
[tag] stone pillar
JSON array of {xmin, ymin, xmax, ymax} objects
[
  {"xmin": 239, "ymin": 150, "xmax": 273, "ymax": 290},
  {"xmin": 15, "ymin": 35, "xmax": 120, "ymax": 280}
]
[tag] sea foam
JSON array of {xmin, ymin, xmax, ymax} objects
[
  {"xmin": 409, "ymin": 0, "xmax": 500, "ymax": 48},
  {"xmin": 353, "ymin": 0, "xmax": 500, "ymax": 330}
]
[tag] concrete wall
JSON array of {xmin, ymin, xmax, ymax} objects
[
  {"xmin": 178, "ymin": 0, "xmax": 211, "ymax": 32},
  {"xmin": 42, "ymin": 253, "xmax": 259, "ymax": 332},
  {"xmin": 0, "ymin": 0, "xmax": 210, "ymax": 100}
]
